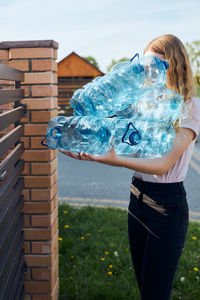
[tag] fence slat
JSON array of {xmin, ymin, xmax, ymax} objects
[
  {"xmin": 0, "ymin": 204, "xmax": 23, "ymax": 298},
  {"xmin": 0, "ymin": 180, "xmax": 23, "ymax": 256},
  {"xmin": 0, "ymin": 160, "xmax": 24, "ymax": 206},
  {"xmin": 8, "ymin": 248, "xmax": 24, "ymax": 300},
  {"xmin": 0, "ymin": 125, "xmax": 23, "ymax": 158},
  {"xmin": 0, "ymin": 63, "xmax": 24, "ymax": 81},
  {"xmin": 0, "ymin": 143, "xmax": 23, "ymax": 181},
  {"xmin": 0, "ymin": 107, "xmax": 23, "ymax": 131},
  {"xmin": 0, "ymin": 89, "xmax": 24, "ymax": 105}
]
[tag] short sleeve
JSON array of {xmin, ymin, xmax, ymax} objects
[{"xmin": 181, "ymin": 96, "xmax": 200, "ymax": 139}]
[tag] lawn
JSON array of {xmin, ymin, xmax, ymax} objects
[{"xmin": 58, "ymin": 204, "xmax": 200, "ymax": 300}]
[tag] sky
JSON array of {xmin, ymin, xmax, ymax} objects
[{"xmin": 0, "ymin": 0, "xmax": 199, "ymax": 72}]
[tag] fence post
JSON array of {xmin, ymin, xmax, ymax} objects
[{"xmin": 0, "ymin": 40, "xmax": 59, "ymax": 300}]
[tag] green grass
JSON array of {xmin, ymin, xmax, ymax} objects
[{"xmin": 58, "ymin": 204, "xmax": 200, "ymax": 300}]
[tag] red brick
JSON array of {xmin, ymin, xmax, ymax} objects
[
  {"xmin": 21, "ymin": 137, "xmax": 30, "ymax": 148},
  {"xmin": 31, "ymin": 137, "xmax": 50, "ymax": 149},
  {"xmin": 22, "ymin": 149, "xmax": 57, "ymax": 162},
  {"xmin": 22, "ymin": 98, "xmax": 57, "ymax": 110},
  {"xmin": 31, "ymin": 205, "xmax": 58, "ymax": 228},
  {"xmin": 23, "ymin": 200, "xmax": 55, "ymax": 214},
  {"xmin": 24, "ymin": 215, "xmax": 30, "ymax": 227},
  {"xmin": 32, "ymin": 278, "xmax": 59, "ymax": 300},
  {"xmin": 23, "ymin": 162, "xmax": 30, "ymax": 175},
  {"xmin": 23, "ymin": 241, "xmax": 31, "ymax": 254},
  {"xmin": 32, "ymin": 59, "xmax": 57, "ymax": 72},
  {"xmin": 32, "ymin": 268, "xmax": 51, "ymax": 280},
  {"xmin": 24, "ymin": 268, "xmax": 31, "ymax": 280},
  {"xmin": 21, "ymin": 85, "xmax": 30, "ymax": 97},
  {"xmin": 24, "ymin": 172, "xmax": 57, "ymax": 188},
  {"xmin": 31, "ymin": 159, "xmax": 57, "ymax": 175},
  {"xmin": 24, "ymin": 218, "xmax": 58, "ymax": 240},
  {"xmin": 32, "ymin": 230, "xmax": 58, "ymax": 253},
  {"xmin": 23, "ymin": 72, "xmax": 54, "ymax": 84},
  {"xmin": 32, "ymin": 255, "xmax": 58, "ymax": 282},
  {"xmin": 31, "ymin": 182, "xmax": 58, "ymax": 201},
  {"xmin": 54, "ymin": 49, "xmax": 57, "ymax": 60},
  {"xmin": 22, "ymin": 189, "xmax": 30, "ymax": 201},
  {"xmin": 10, "ymin": 48, "xmax": 54, "ymax": 59},
  {"xmin": 32, "ymin": 85, "xmax": 58, "ymax": 97},
  {"xmin": 32, "ymin": 242, "xmax": 51, "ymax": 254},
  {"xmin": 9, "ymin": 60, "xmax": 29, "ymax": 71},
  {"xmin": 25, "ymin": 293, "xmax": 31, "ymax": 299},
  {"xmin": 24, "ymin": 228, "xmax": 51, "ymax": 241},
  {"xmin": 24, "ymin": 281, "xmax": 52, "ymax": 293},
  {"xmin": 53, "ymin": 73, "xmax": 57, "ymax": 84},
  {"xmin": 31, "ymin": 110, "xmax": 57, "ymax": 123},
  {"xmin": 24, "ymin": 124, "xmax": 47, "ymax": 136}
]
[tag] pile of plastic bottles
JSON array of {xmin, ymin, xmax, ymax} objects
[{"xmin": 42, "ymin": 55, "xmax": 183, "ymax": 157}]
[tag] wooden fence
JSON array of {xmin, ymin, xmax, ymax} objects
[{"xmin": 0, "ymin": 63, "xmax": 26, "ymax": 299}]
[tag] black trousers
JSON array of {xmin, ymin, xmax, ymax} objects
[{"xmin": 128, "ymin": 176, "xmax": 189, "ymax": 300}]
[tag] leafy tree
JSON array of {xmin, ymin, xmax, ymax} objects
[
  {"xmin": 83, "ymin": 56, "xmax": 99, "ymax": 69},
  {"xmin": 185, "ymin": 41, "xmax": 200, "ymax": 76},
  {"xmin": 107, "ymin": 58, "xmax": 129, "ymax": 72}
]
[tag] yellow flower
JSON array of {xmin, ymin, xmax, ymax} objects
[
  {"xmin": 58, "ymin": 237, "xmax": 63, "ymax": 241},
  {"xmin": 64, "ymin": 225, "xmax": 69, "ymax": 228},
  {"xmin": 99, "ymin": 229, "xmax": 102, "ymax": 232},
  {"xmin": 81, "ymin": 236, "xmax": 85, "ymax": 240},
  {"xmin": 109, "ymin": 265, "xmax": 113, "ymax": 268},
  {"xmin": 71, "ymin": 256, "xmax": 74, "ymax": 259},
  {"xmin": 108, "ymin": 271, "xmax": 112, "ymax": 275},
  {"xmin": 105, "ymin": 251, "xmax": 109, "ymax": 255},
  {"xmin": 100, "ymin": 257, "xmax": 105, "ymax": 261},
  {"xmin": 87, "ymin": 233, "xmax": 91, "ymax": 236},
  {"xmin": 110, "ymin": 243, "xmax": 114, "ymax": 247},
  {"xmin": 64, "ymin": 211, "xmax": 68, "ymax": 214},
  {"xmin": 192, "ymin": 236, "xmax": 197, "ymax": 240},
  {"xmin": 69, "ymin": 276, "xmax": 73, "ymax": 280},
  {"xmin": 125, "ymin": 248, "xmax": 128, "ymax": 252},
  {"xmin": 193, "ymin": 267, "xmax": 199, "ymax": 271}
]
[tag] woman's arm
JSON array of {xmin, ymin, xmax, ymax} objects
[{"xmin": 60, "ymin": 127, "xmax": 195, "ymax": 175}]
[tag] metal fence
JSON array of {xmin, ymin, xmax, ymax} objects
[{"xmin": 0, "ymin": 63, "xmax": 26, "ymax": 299}]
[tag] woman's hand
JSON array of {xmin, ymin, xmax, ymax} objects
[{"xmin": 59, "ymin": 147, "xmax": 121, "ymax": 167}]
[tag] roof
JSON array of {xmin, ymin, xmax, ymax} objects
[{"xmin": 58, "ymin": 52, "xmax": 104, "ymax": 77}]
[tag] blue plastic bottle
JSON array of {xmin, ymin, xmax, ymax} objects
[
  {"xmin": 44, "ymin": 116, "xmax": 112, "ymax": 154},
  {"xmin": 70, "ymin": 55, "xmax": 169, "ymax": 117},
  {"xmin": 43, "ymin": 116, "xmax": 175, "ymax": 157}
]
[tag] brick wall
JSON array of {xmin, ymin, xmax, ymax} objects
[{"xmin": 0, "ymin": 40, "xmax": 59, "ymax": 299}]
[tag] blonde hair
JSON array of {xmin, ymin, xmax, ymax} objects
[{"xmin": 144, "ymin": 34, "xmax": 196, "ymax": 103}]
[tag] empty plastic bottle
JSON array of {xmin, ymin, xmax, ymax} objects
[
  {"xmin": 43, "ymin": 115, "xmax": 176, "ymax": 157},
  {"xmin": 44, "ymin": 116, "xmax": 112, "ymax": 154},
  {"xmin": 70, "ymin": 55, "xmax": 169, "ymax": 117},
  {"xmin": 116, "ymin": 86, "xmax": 184, "ymax": 123}
]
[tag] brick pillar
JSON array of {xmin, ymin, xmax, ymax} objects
[{"xmin": 0, "ymin": 40, "xmax": 59, "ymax": 299}]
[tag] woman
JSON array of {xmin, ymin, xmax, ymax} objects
[{"xmin": 60, "ymin": 34, "xmax": 200, "ymax": 300}]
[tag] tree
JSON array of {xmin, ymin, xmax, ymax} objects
[
  {"xmin": 185, "ymin": 41, "xmax": 200, "ymax": 76},
  {"xmin": 107, "ymin": 58, "xmax": 129, "ymax": 72},
  {"xmin": 83, "ymin": 56, "xmax": 99, "ymax": 69}
]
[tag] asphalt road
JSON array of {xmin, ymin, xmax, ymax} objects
[{"xmin": 58, "ymin": 144, "xmax": 200, "ymax": 221}]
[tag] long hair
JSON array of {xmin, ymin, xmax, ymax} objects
[{"xmin": 144, "ymin": 34, "xmax": 195, "ymax": 102}]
